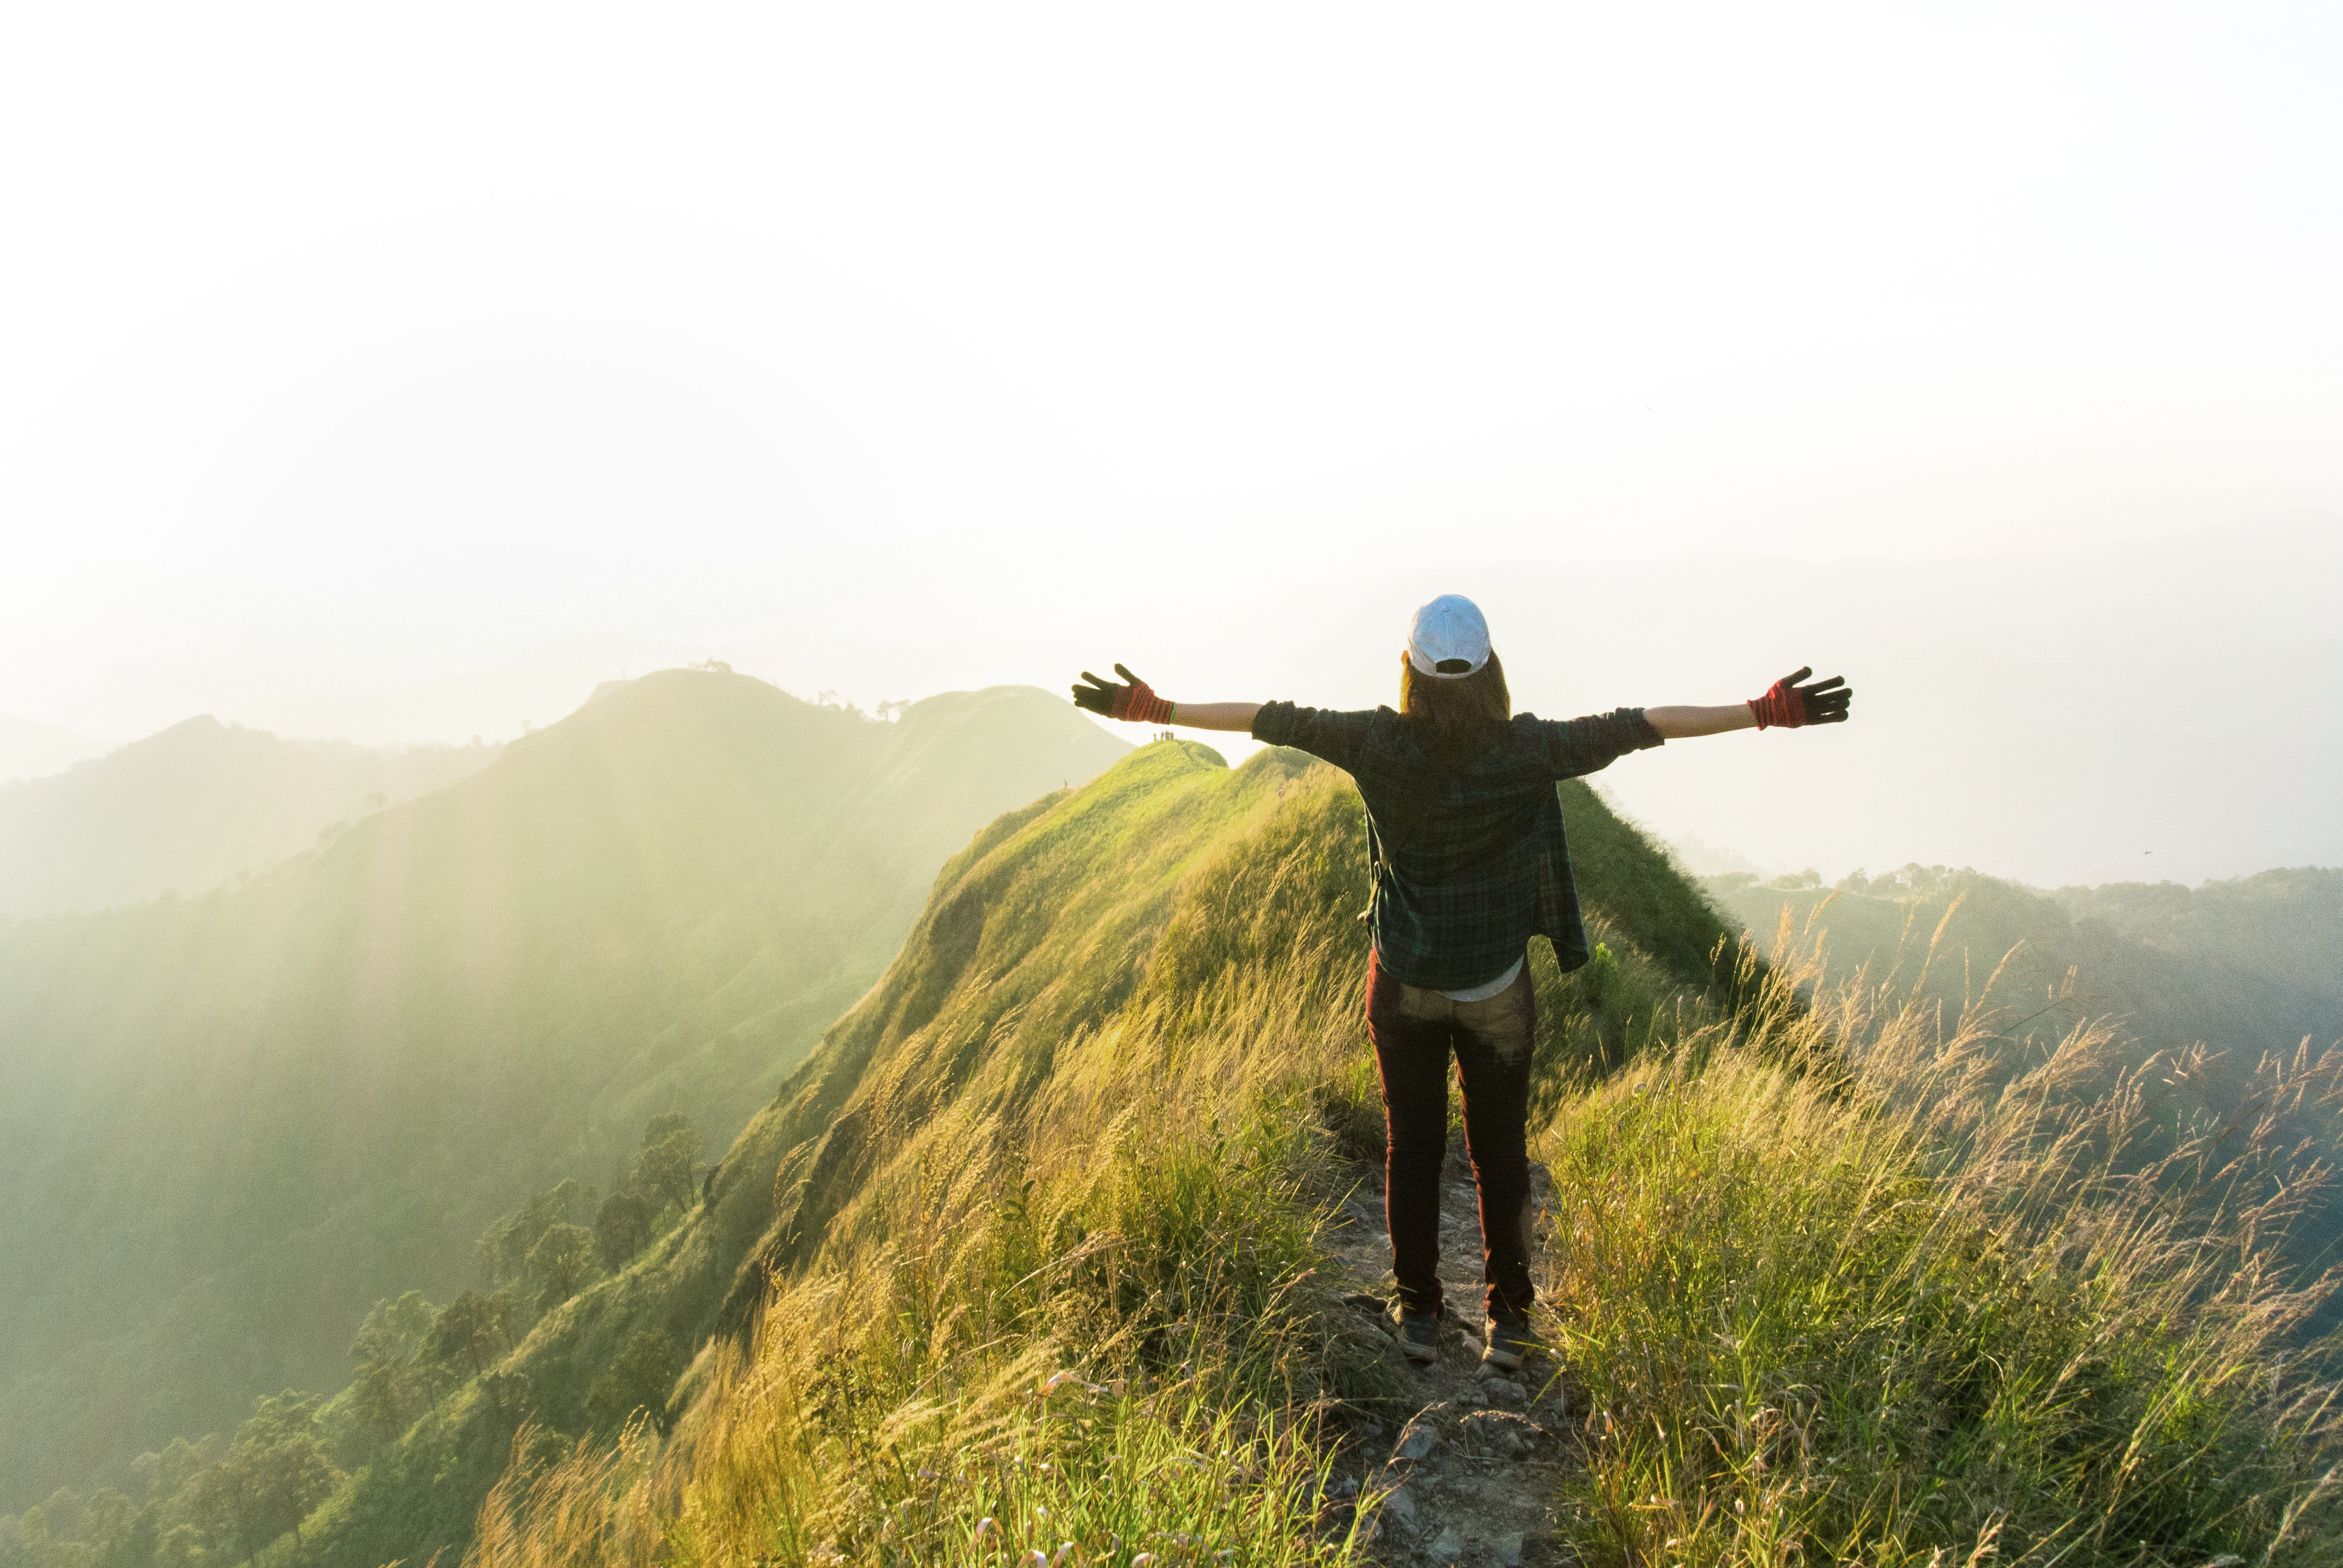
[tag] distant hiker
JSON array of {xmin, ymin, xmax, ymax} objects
[{"xmin": 1070, "ymin": 595, "xmax": 1851, "ymax": 1371}]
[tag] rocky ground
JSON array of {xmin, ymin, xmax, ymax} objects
[{"xmin": 1318, "ymin": 1152, "xmax": 1582, "ymax": 1567}]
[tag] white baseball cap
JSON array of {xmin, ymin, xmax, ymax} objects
[{"xmin": 1406, "ymin": 594, "xmax": 1492, "ymax": 679}]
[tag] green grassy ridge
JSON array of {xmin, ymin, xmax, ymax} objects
[
  {"xmin": 742, "ymin": 757, "xmax": 1730, "ymax": 1328},
  {"xmin": 744, "ymin": 773, "xmax": 2341, "ymax": 1564},
  {"xmin": 303, "ymin": 742, "xmax": 1338, "ymax": 1567},
  {"xmin": 0, "ymin": 673, "xmax": 1127, "ymax": 1513},
  {"xmin": 441, "ymin": 739, "xmax": 2343, "ymax": 1566},
  {"xmin": 298, "ymin": 742, "xmax": 1740, "ymax": 1567}
]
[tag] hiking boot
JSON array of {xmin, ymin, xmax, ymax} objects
[
  {"xmin": 1482, "ymin": 1318, "xmax": 1534, "ymax": 1371},
  {"xmin": 1395, "ymin": 1310, "xmax": 1441, "ymax": 1364}
]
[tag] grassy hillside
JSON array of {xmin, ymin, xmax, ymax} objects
[
  {"xmin": 0, "ymin": 716, "xmax": 502, "ymax": 916},
  {"xmin": 426, "ymin": 749, "xmax": 2341, "ymax": 1568},
  {"xmin": 0, "ymin": 672, "xmax": 1127, "ymax": 1512},
  {"xmin": 264, "ymin": 756, "xmax": 1722, "ymax": 1567}
]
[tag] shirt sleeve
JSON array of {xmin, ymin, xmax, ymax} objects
[
  {"xmin": 1250, "ymin": 701, "xmax": 1380, "ymax": 775},
  {"xmin": 1531, "ymin": 707, "xmax": 1665, "ymax": 779}
]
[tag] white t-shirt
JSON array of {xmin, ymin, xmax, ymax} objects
[{"xmin": 1440, "ymin": 953, "xmax": 1524, "ymax": 1004}]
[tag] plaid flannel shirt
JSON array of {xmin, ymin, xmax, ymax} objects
[{"xmin": 1250, "ymin": 702, "xmax": 1664, "ymax": 991}]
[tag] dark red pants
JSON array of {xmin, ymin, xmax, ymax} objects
[{"xmin": 1365, "ymin": 950, "xmax": 1538, "ymax": 1327}]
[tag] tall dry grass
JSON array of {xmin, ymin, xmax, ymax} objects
[
  {"xmin": 1542, "ymin": 910, "xmax": 2343, "ymax": 1566},
  {"xmin": 463, "ymin": 806, "xmax": 2343, "ymax": 1568},
  {"xmin": 464, "ymin": 814, "xmax": 1399, "ymax": 1568}
]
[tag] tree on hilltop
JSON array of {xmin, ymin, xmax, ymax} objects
[
  {"xmin": 12, "ymin": 1507, "xmax": 47, "ymax": 1567},
  {"xmin": 129, "ymin": 1435, "xmax": 215, "ymax": 1509},
  {"xmin": 347, "ymin": 1289, "xmax": 444, "ymax": 1452},
  {"xmin": 527, "ymin": 1221, "xmax": 598, "ymax": 1308},
  {"xmin": 474, "ymin": 1178, "xmax": 591, "ymax": 1288},
  {"xmin": 640, "ymin": 1111, "xmax": 692, "ymax": 1145},
  {"xmin": 34, "ymin": 1487, "xmax": 82, "ymax": 1543},
  {"xmin": 255, "ymin": 1437, "xmax": 338, "ymax": 1547},
  {"xmin": 348, "ymin": 1359, "xmax": 413, "ymax": 1454},
  {"xmin": 187, "ymin": 1391, "xmax": 340, "ymax": 1561},
  {"xmin": 350, "ymin": 1289, "xmax": 438, "ymax": 1364},
  {"xmin": 594, "ymin": 1188, "xmax": 654, "ymax": 1269},
  {"xmin": 128, "ymin": 1434, "xmax": 224, "ymax": 1568},
  {"xmin": 586, "ymin": 1326, "xmax": 682, "ymax": 1436},
  {"xmin": 152, "ymin": 1524, "xmax": 206, "ymax": 1568},
  {"xmin": 426, "ymin": 1290, "xmax": 516, "ymax": 1379},
  {"xmin": 237, "ymin": 1389, "xmax": 323, "ymax": 1449},
  {"xmin": 79, "ymin": 1486, "xmax": 140, "ymax": 1567},
  {"xmin": 634, "ymin": 1116, "xmax": 705, "ymax": 1215}
]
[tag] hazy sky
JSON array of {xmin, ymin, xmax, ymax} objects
[{"xmin": 4, "ymin": 4, "xmax": 2339, "ymax": 875}]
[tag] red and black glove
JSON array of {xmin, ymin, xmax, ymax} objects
[
  {"xmin": 1748, "ymin": 666, "xmax": 1852, "ymax": 730},
  {"xmin": 1072, "ymin": 664, "xmax": 1175, "ymax": 725}
]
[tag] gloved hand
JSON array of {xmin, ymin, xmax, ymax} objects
[
  {"xmin": 1072, "ymin": 664, "xmax": 1175, "ymax": 725},
  {"xmin": 1748, "ymin": 666, "xmax": 1852, "ymax": 730}
]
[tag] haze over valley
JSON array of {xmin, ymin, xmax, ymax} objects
[
  {"xmin": 0, "ymin": 721, "xmax": 500, "ymax": 918},
  {"xmin": 18, "ymin": 508, "xmax": 2332, "ymax": 899}
]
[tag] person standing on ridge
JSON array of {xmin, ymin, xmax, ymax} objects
[{"xmin": 1069, "ymin": 594, "xmax": 1852, "ymax": 1371}]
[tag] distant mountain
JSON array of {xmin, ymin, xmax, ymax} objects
[
  {"xmin": 0, "ymin": 671, "xmax": 1127, "ymax": 1511},
  {"xmin": 0, "ymin": 718, "xmax": 501, "ymax": 916},
  {"xmin": 1708, "ymin": 863, "xmax": 2343, "ymax": 1294},
  {"xmin": 0, "ymin": 713, "xmax": 108, "ymax": 786},
  {"xmin": 1708, "ymin": 864, "xmax": 2343, "ymax": 1070},
  {"xmin": 2046, "ymin": 869, "xmax": 2343, "ymax": 1027},
  {"xmin": 232, "ymin": 633, "xmax": 730, "ymax": 746}
]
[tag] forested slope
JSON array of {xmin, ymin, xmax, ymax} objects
[
  {"xmin": 1709, "ymin": 865, "xmax": 2343, "ymax": 1062},
  {"xmin": 2050, "ymin": 867, "xmax": 2343, "ymax": 1024},
  {"xmin": 0, "ymin": 671, "xmax": 1126, "ymax": 1511}
]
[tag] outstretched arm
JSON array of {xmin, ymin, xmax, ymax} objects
[
  {"xmin": 1649, "ymin": 667, "xmax": 1852, "ymax": 739},
  {"xmin": 1071, "ymin": 665, "xmax": 1261, "ymax": 732},
  {"xmin": 1164, "ymin": 701, "xmax": 1262, "ymax": 732},
  {"xmin": 1070, "ymin": 662, "xmax": 1852, "ymax": 739},
  {"xmin": 1645, "ymin": 703, "xmax": 1760, "ymax": 739}
]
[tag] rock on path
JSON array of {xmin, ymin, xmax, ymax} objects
[{"xmin": 1320, "ymin": 1147, "xmax": 1580, "ymax": 1565}]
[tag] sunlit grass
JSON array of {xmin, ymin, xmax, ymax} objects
[
  {"xmin": 469, "ymin": 1077, "xmax": 1382, "ymax": 1567},
  {"xmin": 1539, "ymin": 922, "xmax": 2343, "ymax": 1566},
  {"xmin": 466, "ymin": 768, "xmax": 1394, "ymax": 1567},
  {"xmin": 463, "ymin": 765, "xmax": 2343, "ymax": 1568}
]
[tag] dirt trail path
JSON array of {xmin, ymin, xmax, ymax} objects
[{"xmin": 1319, "ymin": 1152, "xmax": 1582, "ymax": 1566}]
